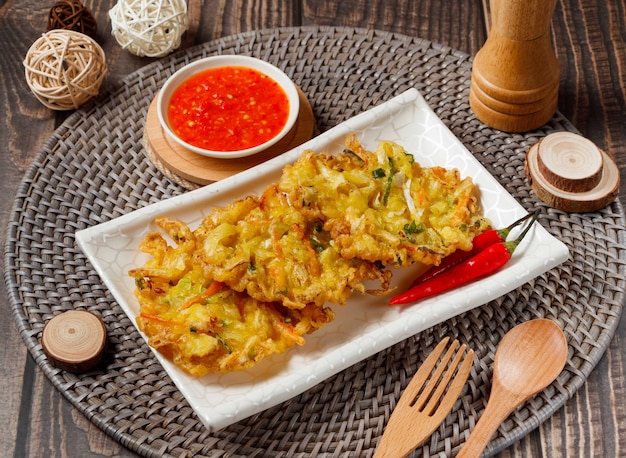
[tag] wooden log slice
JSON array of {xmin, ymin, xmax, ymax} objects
[
  {"xmin": 41, "ymin": 310, "xmax": 107, "ymax": 373},
  {"xmin": 536, "ymin": 131, "xmax": 603, "ymax": 192},
  {"xmin": 525, "ymin": 132, "xmax": 620, "ymax": 212}
]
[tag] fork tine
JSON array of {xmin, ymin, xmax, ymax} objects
[
  {"xmin": 413, "ymin": 339, "xmax": 461, "ymax": 411},
  {"xmin": 396, "ymin": 336, "xmax": 450, "ymax": 409},
  {"xmin": 422, "ymin": 344, "xmax": 473, "ymax": 416}
]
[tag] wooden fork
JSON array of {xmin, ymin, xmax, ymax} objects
[{"xmin": 374, "ymin": 337, "xmax": 474, "ymax": 458}]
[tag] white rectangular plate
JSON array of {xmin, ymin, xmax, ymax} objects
[{"xmin": 76, "ymin": 88, "xmax": 569, "ymax": 432}]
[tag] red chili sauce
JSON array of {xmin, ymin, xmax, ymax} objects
[{"xmin": 167, "ymin": 66, "xmax": 291, "ymax": 152}]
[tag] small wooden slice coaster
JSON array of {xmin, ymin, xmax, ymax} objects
[
  {"xmin": 41, "ymin": 310, "xmax": 107, "ymax": 373},
  {"xmin": 525, "ymin": 131, "xmax": 620, "ymax": 212},
  {"xmin": 143, "ymin": 87, "xmax": 316, "ymax": 186}
]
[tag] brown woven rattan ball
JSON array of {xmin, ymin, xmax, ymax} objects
[
  {"xmin": 47, "ymin": 0, "xmax": 98, "ymax": 39},
  {"xmin": 24, "ymin": 30, "xmax": 107, "ymax": 111}
]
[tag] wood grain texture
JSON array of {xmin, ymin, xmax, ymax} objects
[
  {"xmin": 525, "ymin": 132, "xmax": 621, "ymax": 212},
  {"xmin": 1, "ymin": 0, "xmax": 624, "ymax": 457},
  {"xmin": 470, "ymin": 0, "xmax": 561, "ymax": 131}
]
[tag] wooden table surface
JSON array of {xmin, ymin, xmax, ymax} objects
[{"xmin": 1, "ymin": 0, "xmax": 624, "ymax": 456}]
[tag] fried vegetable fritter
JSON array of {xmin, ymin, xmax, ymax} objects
[
  {"xmin": 278, "ymin": 134, "xmax": 490, "ymax": 266},
  {"xmin": 129, "ymin": 217, "xmax": 334, "ymax": 376},
  {"xmin": 193, "ymin": 183, "xmax": 391, "ymax": 309}
]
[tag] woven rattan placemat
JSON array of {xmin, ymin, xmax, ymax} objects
[{"xmin": 6, "ymin": 27, "xmax": 626, "ymax": 457}]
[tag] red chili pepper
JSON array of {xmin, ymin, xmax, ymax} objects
[
  {"xmin": 410, "ymin": 211, "xmax": 539, "ymax": 288},
  {"xmin": 390, "ymin": 211, "xmax": 539, "ymax": 305}
]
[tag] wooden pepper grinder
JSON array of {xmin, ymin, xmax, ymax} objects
[{"xmin": 470, "ymin": 0, "xmax": 560, "ymax": 132}]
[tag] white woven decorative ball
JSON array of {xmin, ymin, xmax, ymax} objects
[
  {"xmin": 23, "ymin": 30, "xmax": 107, "ymax": 111},
  {"xmin": 109, "ymin": 0, "xmax": 188, "ymax": 57}
]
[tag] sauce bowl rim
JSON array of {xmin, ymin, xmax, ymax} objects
[{"xmin": 157, "ymin": 55, "xmax": 300, "ymax": 159}]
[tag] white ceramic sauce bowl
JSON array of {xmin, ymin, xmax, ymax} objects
[{"xmin": 157, "ymin": 55, "xmax": 300, "ymax": 159}]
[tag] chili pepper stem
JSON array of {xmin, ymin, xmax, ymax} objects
[
  {"xmin": 501, "ymin": 210, "xmax": 540, "ymax": 255},
  {"xmin": 499, "ymin": 210, "xmax": 539, "ymax": 239}
]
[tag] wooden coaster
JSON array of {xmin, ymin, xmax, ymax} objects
[
  {"xmin": 525, "ymin": 132, "xmax": 620, "ymax": 212},
  {"xmin": 143, "ymin": 88, "xmax": 315, "ymax": 186},
  {"xmin": 41, "ymin": 310, "xmax": 107, "ymax": 373}
]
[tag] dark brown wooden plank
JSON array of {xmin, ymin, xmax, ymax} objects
[
  {"xmin": 553, "ymin": 0, "xmax": 626, "ymax": 186},
  {"xmin": 302, "ymin": 0, "xmax": 487, "ymax": 55}
]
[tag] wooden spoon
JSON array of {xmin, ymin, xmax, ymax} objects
[{"xmin": 456, "ymin": 319, "xmax": 568, "ymax": 457}]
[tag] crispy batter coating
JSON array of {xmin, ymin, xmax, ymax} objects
[
  {"xmin": 278, "ymin": 134, "xmax": 490, "ymax": 267},
  {"xmin": 193, "ymin": 183, "xmax": 391, "ymax": 309},
  {"xmin": 129, "ymin": 217, "xmax": 334, "ymax": 376}
]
